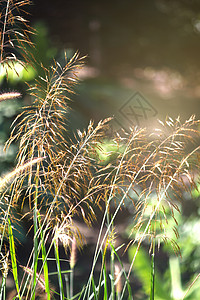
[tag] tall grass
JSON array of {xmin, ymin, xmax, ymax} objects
[{"xmin": 0, "ymin": 1, "xmax": 200, "ymax": 299}]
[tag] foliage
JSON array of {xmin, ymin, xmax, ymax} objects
[{"xmin": 0, "ymin": 1, "xmax": 200, "ymax": 300}]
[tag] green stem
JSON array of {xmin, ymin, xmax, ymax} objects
[
  {"xmin": 110, "ymin": 242, "xmax": 115, "ymax": 300},
  {"xmin": 54, "ymin": 241, "xmax": 65, "ymax": 300},
  {"xmin": 97, "ymin": 250, "xmax": 106, "ymax": 299},
  {"xmin": 8, "ymin": 218, "xmax": 21, "ymax": 299},
  {"xmin": 38, "ymin": 212, "xmax": 51, "ymax": 300},
  {"xmin": 32, "ymin": 164, "xmax": 40, "ymax": 299},
  {"xmin": 150, "ymin": 239, "xmax": 155, "ymax": 300}
]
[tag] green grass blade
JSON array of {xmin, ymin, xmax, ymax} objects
[
  {"xmin": 40, "ymin": 231, "xmax": 51, "ymax": 299},
  {"xmin": 109, "ymin": 244, "xmax": 133, "ymax": 299},
  {"xmin": 38, "ymin": 212, "xmax": 51, "ymax": 300},
  {"xmin": 128, "ymin": 245, "xmax": 170, "ymax": 299},
  {"xmin": 8, "ymin": 218, "xmax": 21, "ymax": 300},
  {"xmin": 49, "ymin": 270, "xmax": 71, "ymax": 276},
  {"xmin": 91, "ymin": 277, "xmax": 98, "ymax": 300},
  {"xmin": 54, "ymin": 240, "xmax": 65, "ymax": 300},
  {"xmin": 110, "ymin": 246, "xmax": 115, "ymax": 300},
  {"xmin": 150, "ymin": 241, "xmax": 155, "ymax": 300},
  {"xmin": 78, "ymin": 286, "xmax": 86, "ymax": 300},
  {"xmin": 32, "ymin": 176, "xmax": 39, "ymax": 300},
  {"xmin": 103, "ymin": 262, "xmax": 108, "ymax": 300},
  {"xmin": 97, "ymin": 249, "xmax": 106, "ymax": 300},
  {"xmin": 32, "ymin": 214, "xmax": 38, "ymax": 299}
]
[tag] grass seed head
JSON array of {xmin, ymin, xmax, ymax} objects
[{"xmin": 0, "ymin": 92, "xmax": 21, "ymax": 103}]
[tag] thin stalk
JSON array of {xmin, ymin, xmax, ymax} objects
[
  {"xmin": 105, "ymin": 193, "xmax": 112, "ymax": 299},
  {"xmin": 0, "ymin": 253, "xmax": 8, "ymax": 300},
  {"xmin": 150, "ymin": 238, "xmax": 155, "ymax": 300},
  {"xmin": 32, "ymin": 163, "xmax": 40, "ymax": 300},
  {"xmin": 0, "ymin": 199, "xmax": 12, "ymax": 254},
  {"xmin": 54, "ymin": 240, "xmax": 65, "ymax": 300},
  {"xmin": 8, "ymin": 218, "xmax": 21, "ymax": 300},
  {"xmin": 103, "ymin": 262, "xmax": 108, "ymax": 300},
  {"xmin": 38, "ymin": 213, "xmax": 51, "ymax": 300},
  {"xmin": 27, "ymin": 234, "xmax": 57, "ymax": 300},
  {"xmin": 105, "ymin": 194, "xmax": 110, "ymax": 233},
  {"xmin": 91, "ymin": 277, "xmax": 98, "ymax": 300},
  {"xmin": 1, "ymin": 0, "xmax": 10, "ymax": 63},
  {"xmin": 110, "ymin": 244, "xmax": 132, "ymax": 300},
  {"xmin": 0, "ymin": 275, "xmax": 6, "ymax": 300},
  {"xmin": 97, "ymin": 250, "xmax": 107, "ymax": 299},
  {"xmin": 110, "ymin": 242, "xmax": 115, "ymax": 300}
]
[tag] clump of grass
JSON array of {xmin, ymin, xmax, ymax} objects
[
  {"xmin": 82, "ymin": 117, "xmax": 200, "ymax": 299},
  {"xmin": 1, "ymin": 1, "xmax": 200, "ymax": 299},
  {"xmin": 0, "ymin": 0, "xmax": 33, "ymax": 69}
]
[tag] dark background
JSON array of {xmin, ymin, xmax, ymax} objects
[{"xmin": 29, "ymin": 0, "xmax": 200, "ymax": 127}]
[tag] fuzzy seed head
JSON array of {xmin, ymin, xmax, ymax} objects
[
  {"xmin": 0, "ymin": 157, "xmax": 43, "ymax": 192},
  {"xmin": 70, "ymin": 236, "xmax": 77, "ymax": 269},
  {"xmin": 0, "ymin": 92, "xmax": 21, "ymax": 103},
  {"xmin": 114, "ymin": 264, "xmax": 122, "ymax": 295}
]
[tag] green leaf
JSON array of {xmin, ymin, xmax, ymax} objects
[
  {"xmin": 128, "ymin": 245, "xmax": 171, "ymax": 300},
  {"xmin": 103, "ymin": 262, "xmax": 108, "ymax": 300},
  {"xmin": 54, "ymin": 241, "xmax": 65, "ymax": 300},
  {"xmin": 38, "ymin": 213, "xmax": 51, "ymax": 300},
  {"xmin": 8, "ymin": 218, "xmax": 21, "ymax": 300}
]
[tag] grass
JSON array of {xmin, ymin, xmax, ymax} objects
[{"xmin": 0, "ymin": 1, "xmax": 200, "ymax": 299}]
